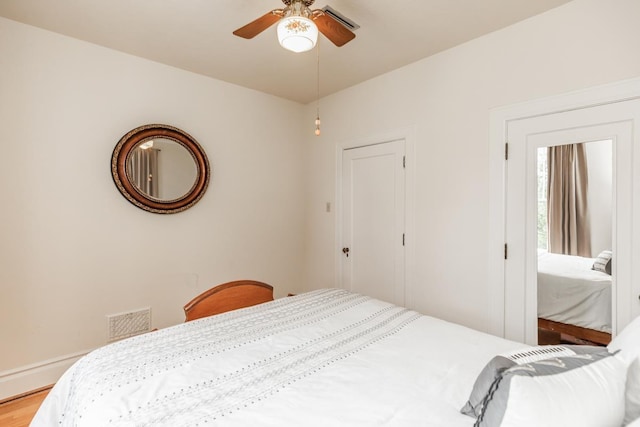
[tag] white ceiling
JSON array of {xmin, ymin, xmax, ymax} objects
[{"xmin": 0, "ymin": 0, "xmax": 572, "ymax": 104}]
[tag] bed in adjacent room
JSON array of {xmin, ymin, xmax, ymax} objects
[
  {"xmin": 537, "ymin": 251, "xmax": 612, "ymax": 345},
  {"xmin": 31, "ymin": 288, "xmax": 632, "ymax": 427}
]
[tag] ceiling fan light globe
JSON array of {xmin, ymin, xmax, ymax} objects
[{"xmin": 277, "ymin": 16, "xmax": 318, "ymax": 53}]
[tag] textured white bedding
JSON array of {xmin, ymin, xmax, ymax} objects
[
  {"xmin": 31, "ymin": 289, "xmax": 524, "ymax": 427},
  {"xmin": 537, "ymin": 252, "xmax": 612, "ymax": 333}
]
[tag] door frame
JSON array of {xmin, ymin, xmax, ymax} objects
[
  {"xmin": 488, "ymin": 76, "xmax": 640, "ymax": 340},
  {"xmin": 335, "ymin": 127, "xmax": 416, "ymax": 307},
  {"xmin": 508, "ymin": 119, "xmax": 629, "ymax": 345}
]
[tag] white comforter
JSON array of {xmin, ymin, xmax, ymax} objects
[
  {"xmin": 32, "ymin": 289, "xmax": 523, "ymax": 426},
  {"xmin": 537, "ymin": 252, "xmax": 612, "ymax": 333}
]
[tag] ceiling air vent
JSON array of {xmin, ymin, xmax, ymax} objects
[{"xmin": 321, "ymin": 5, "xmax": 360, "ymax": 31}]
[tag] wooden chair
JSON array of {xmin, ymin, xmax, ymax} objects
[{"xmin": 183, "ymin": 280, "xmax": 274, "ymax": 321}]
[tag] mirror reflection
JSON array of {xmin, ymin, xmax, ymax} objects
[
  {"xmin": 536, "ymin": 140, "xmax": 613, "ymax": 346},
  {"xmin": 111, "ymin": 123, "xmax": 210, "ymax": 214},
  {"xmin": 127, "ymin": 138, "xmax": 198, "ymax": 201}
]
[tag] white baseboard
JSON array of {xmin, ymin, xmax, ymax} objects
[{"xmin": 0, "ymin": 350, "xmax": 91, "ymax": 400}]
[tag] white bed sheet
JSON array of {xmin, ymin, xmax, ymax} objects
[
  {"xmin": 537, "ymin": 252, "xmax": 612, "ymax": 333},
  {"xmin": 31, "ymin": 289, "xmax": 524, "ymax": 427}
]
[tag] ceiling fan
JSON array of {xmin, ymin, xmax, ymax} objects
[{"xmin": 233, "ymin": 0, "xmax": 356, "ymax": 52}]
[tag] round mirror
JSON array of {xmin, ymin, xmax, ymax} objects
[{"xmin": 111, "ymin": 124, "xmax": 210, "ymax": 214}]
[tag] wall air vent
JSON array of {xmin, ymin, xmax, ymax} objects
[
  {"xmin": 106, "ymin": 307, "xmax": 151, "ymax": 342},
  {"xmin": 321, "ymin": 5, "xmax": 360, "ymax": 31}
]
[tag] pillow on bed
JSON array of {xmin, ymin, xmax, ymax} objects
[
  {"xmin": 460, "ymin": 345, "xmax": 605, "ymax": 418},
  {"xmin": 609, "ymin": 315, "xmax": 640, "ymax": 364},
  {"xmin": 474, "ymin": 350, "xmax": 626, "ymax": 427},
  {"xmin": 592, "ymin": 249, "xmax": 612, "ymax": 275},
  {"xmin": 629, "ymin": 419, "xmax": 640, "ymax": 427},
  {"xmin": 625, "ymin": 357, "xmax": 640, "ymax": 425}
]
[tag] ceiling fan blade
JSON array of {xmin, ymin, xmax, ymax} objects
[
  {"xmin": 233, "ymin": 11, "xmax": 281, "ymax": 39},
  {"xmin": 314, "ymin": 13, "xmax": 355, "ymax": 47}
]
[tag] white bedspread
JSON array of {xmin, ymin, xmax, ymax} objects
[
  {"xmin": 31, "ymin": 289, "xmax": 524, "ymax": 427},
  {"xmin": 537, "ymin": 252, "xmax": 612, "ymax": 333}
]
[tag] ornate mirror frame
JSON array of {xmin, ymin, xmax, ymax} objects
[{"xmin": 111, "ymin": 124, "xmax": 210, "ymax": 214}]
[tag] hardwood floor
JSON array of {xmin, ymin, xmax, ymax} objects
[{"xmin": 0, "ymin": 387, "xmax": 51, "ymax": 427}]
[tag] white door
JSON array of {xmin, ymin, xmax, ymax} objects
[
  {"xmin": 505, "ymin": 99, "xmax": 640, "ymax": 344},
  {"xmin": 341, "ymin": 140, "xmax": 406, "ymax": 306}
]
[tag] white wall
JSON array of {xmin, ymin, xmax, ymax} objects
[
  {"xmin": 0, "ymin": 17, "xmax": 306, "ymax": 395},
  {"xmin": 156, "ymin": 140, "xmax": 196, "ymax": 200},
  {"xmin": 302, "ymin": 0, "xmax": 640, "ymax": 329},
  {"xmin": 585, "ymin": 140, "xmax": 613, "ymax": 256}
]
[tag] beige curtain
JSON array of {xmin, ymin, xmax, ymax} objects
[
  {"xmin": 127, "ymin": 148, "xmax": 159, "ymax": 198},
  {"xmin": 547, "ymin": 144, "xmax": 591, "ymax": 257}
]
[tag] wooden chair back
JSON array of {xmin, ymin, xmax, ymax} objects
[{"xmin": 183, "ymin": 280, "xmax": 274, "ymax": 321}]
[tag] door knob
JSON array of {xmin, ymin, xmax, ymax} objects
[{"xmin": 342, "ymin": 247, "xmax": 350, "ymax": 257}]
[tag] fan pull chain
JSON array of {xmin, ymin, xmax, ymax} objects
[{"xmin": 315, "ymin": 39, "xmax": 321, "ymax": 136}]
